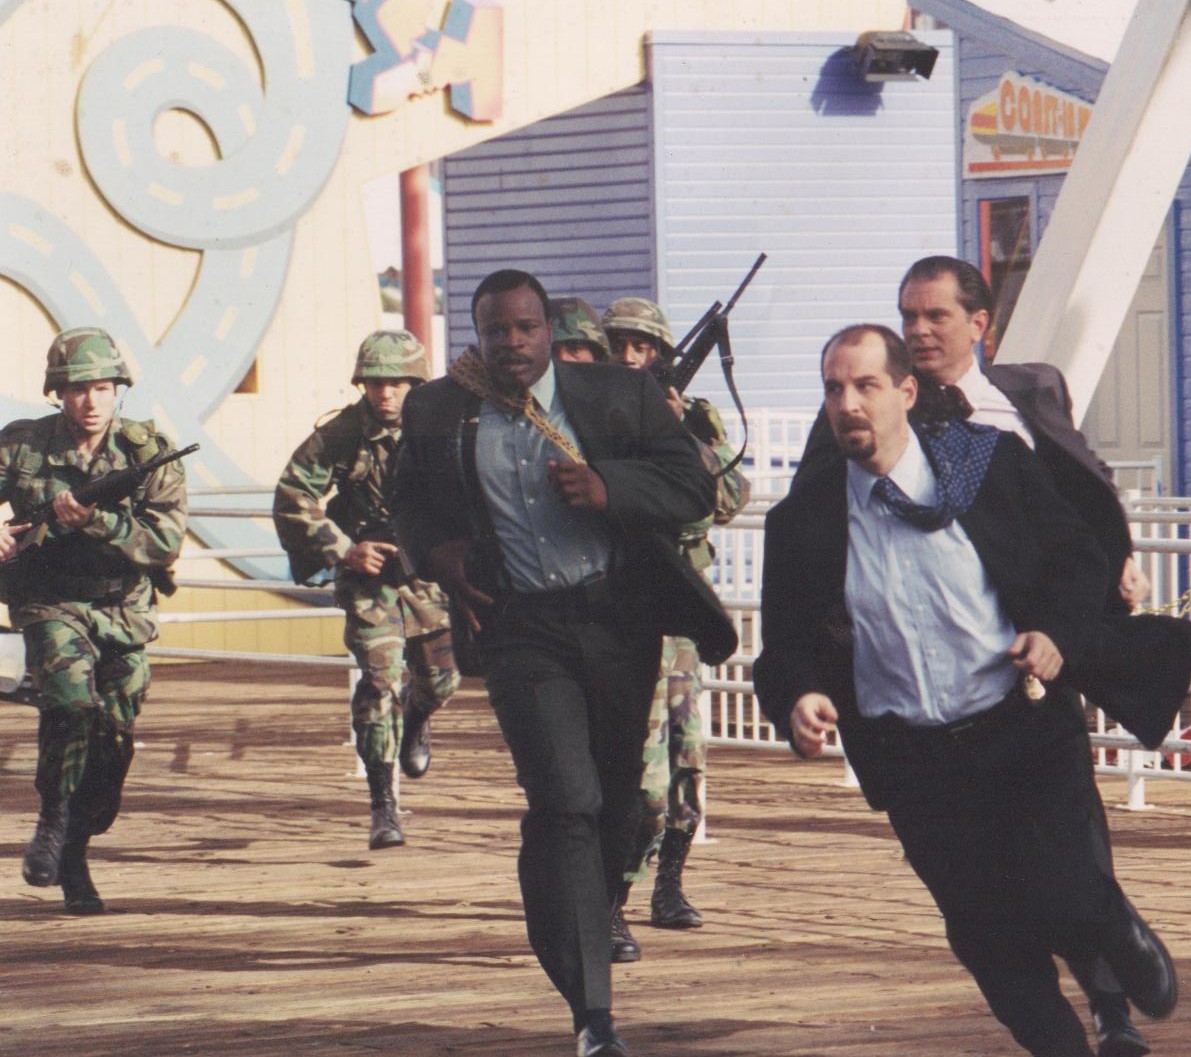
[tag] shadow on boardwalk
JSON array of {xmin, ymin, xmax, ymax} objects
[{"xmin": 1, "ymin": 661, "xmax": 1188, "ymax": 1057}]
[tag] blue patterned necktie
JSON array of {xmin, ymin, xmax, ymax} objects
[
  {"xmin": 872, "ymin": 421, "xmax": 1000, "ymax": 531},
  {"xmin": 872, "ymin": 474, "xmax": 950, "ymax": 530}
]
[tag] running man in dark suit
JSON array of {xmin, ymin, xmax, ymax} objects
[
  {"xmin": 393, "ymin": 269, "xmax": 716, "ymax": 1057},
  {"xmin": 795, "ymin": 256, "xmax": 1154, "ymax": 1055},
  {"xmin": 755, "ymin": 323, "xmax": 1181, "ymax": 1057}
]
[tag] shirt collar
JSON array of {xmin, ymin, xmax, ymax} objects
[
  {"xmin": 954, "ymin": 358, "xmax": 997, "ymax": 403},
  {"xmin": 847, "ymin": 430, "xmax": 932, "ymax": 509},
  {"xmin": 528, "ymin": 360, "xmax": 557, "ymax": 412}
]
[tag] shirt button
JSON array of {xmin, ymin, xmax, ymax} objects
[
  {"xmin": 528, "ymin": 498, "xmax": 536, "ymax": 505},
  {"xmin": 548, "ymin": 573, "xmax": 557, "ymax": 581},
  {"xmin": 539, "ymin": 536, "xmax": 546, "ymax": 543},
  {"xmin": 520, "ymin": 458, "xmax": 528, "ymax": 466}
]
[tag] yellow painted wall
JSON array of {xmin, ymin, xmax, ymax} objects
[{"xmin": 1, "ymin": 0, "xmax": 908, "ymax": 656}]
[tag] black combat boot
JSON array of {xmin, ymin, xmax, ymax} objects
[
  {"xmin": 610, "ymin": 882, "xmax": 641, "ymax": 963},
  {"xmin": 398, "ymin": 702, "xmax": 432, "ymax": 779},
  {"xmin": 60, "ymin": 835, "xmax": 104, "ymax": 915},
  {"xmin": 365, "ymin": 761, "xmax": 404, "ymax": 849},
  {"xmin": 22, "ymin": 796, "xmax": 69, "ymax": 887},
  {"xmin": 650, "ymin": 827, "xmax": 703, "ymax": 929}
]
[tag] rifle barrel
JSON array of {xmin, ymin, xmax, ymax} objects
[{"xmin": 721, "ymin": 252, "xmax": 767, "ymax": 315}]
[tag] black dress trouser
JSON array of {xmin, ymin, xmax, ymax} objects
[
  {"xmin": 481, "ymin": 585, "xmax": 660, "ymax": 1030},
  {"xmin": 884, "ymin": 691, "xmax": 1133, "ymax": 1057}
]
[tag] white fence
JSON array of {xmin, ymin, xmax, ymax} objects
[
  {"xmin": 7, "ymin": 408, "xmax": 1184, "ymax": 813},
  {"xmin": 703, "ymin": 410, "xmax": 1190, "ymax": 810},
  {"xmin": 157, "ymin": 419, "xmax": 1191, "ymax": 812}
]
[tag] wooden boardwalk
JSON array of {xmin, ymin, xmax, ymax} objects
[{"xmin": 1, "ymin": 661, "xmax": 1189, "ymax": 1057}]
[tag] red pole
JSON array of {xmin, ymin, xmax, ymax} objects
[{"xmin": 400, "ymin": 165, "xmax": 434, "ymax": 358}]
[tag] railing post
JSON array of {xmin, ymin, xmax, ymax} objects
[
  {"xmin": 840, "ymin": 753, "xmax": 859, "ymax": 789},
  {"xmin": 1123, "ymin": 748, "xmax": 1151, "ymax": 811}
]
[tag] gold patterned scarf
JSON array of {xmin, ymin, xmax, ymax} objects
[{"xmin": 448, "ymin": 347, "xmax": 586, "ymax": 465}]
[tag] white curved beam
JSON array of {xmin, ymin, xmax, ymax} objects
[{"xmin": 992, "ymin": 0, "xmax": 1191, "ymax": 424}]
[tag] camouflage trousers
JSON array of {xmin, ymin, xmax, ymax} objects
[
  {"xmin": 18, "ymin": 593, "xmax": 155, "ymax": 838},
  {"xmin": 339, "ymin": 574, "xmax": 460, "ymax": 768},
  {"xmin": 623, "ymin": 635, "xmax": 706, "ymax": 883}
]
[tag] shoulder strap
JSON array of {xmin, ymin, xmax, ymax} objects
[{"xmin": 707, "ymin": 317, "xmax": 748, "ymax": 477}]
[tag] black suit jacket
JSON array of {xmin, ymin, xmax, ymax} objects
[
  {"xmin": 754, "ymin": 432, "xmax": 1191, "ymax": 808},
  {"xmin": 801, "ymin": 360, "xmax": 1134, "ymax": 608},
  {"xmin": 985, "ymin": 362, "xmax": 1133, "ymax": 596},
  {"xmin": 393, "ymin": 361, "xmax": 730, "ymax": 658}
]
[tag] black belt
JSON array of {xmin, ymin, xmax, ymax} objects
[
  {"xmin": 509, "ymin": 573, "xmax": 613, "ymax": 621},
  {"xmin": 874, "ymin": 683, "xmax": 1034, "ymax": 749}
]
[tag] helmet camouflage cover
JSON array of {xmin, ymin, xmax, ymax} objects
[
  {"xmin": 549, "ymin": 297, "xmax": 610, "ymax": 360},
  {"xmin": 600, "ymin": 297, "xmax": 675, "ymax": 355},
  {"xmin": 43, "ymin": 327, "xmax": 133, "ymax": 395},
  {"xmin": 351, "ymin": 330, "xmax": 430, "ymax": 385}
]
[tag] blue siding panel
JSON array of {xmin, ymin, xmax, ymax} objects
[
  {"xmin": 441, "ymin": 34, "xmax": 957, "ymax": 420},
  {"xmin": 442, "ymin": 86, "xmax": 655, "ymax": 355},
  {"xmin": 649, "ymin": 32, "xmax": 957, "ymax": 416}
]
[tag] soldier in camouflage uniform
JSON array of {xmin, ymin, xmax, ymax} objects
[
  {"xmin": 601, "ymin": 297, "xmax": 749, "ymax": 962},
  {"xmin": 549, "ymin": 297, "xmax": 610, "ymax": 363},
  {"xmin": 0, "ymin": 327, "xmax": 188, "ymax": 914},
  {"xmin": 273, "ymin": 331, "xmax": 459, "ymax": 850}
]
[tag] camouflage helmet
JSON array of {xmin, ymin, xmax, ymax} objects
[
  {"xmin": 549, "ymin": 297, "xmax": 610, "ymax": 360},
  {"xmin": 600, "ymin": 297, "xmax": 674, "ymax": 355},
  {"xmin": 44, "ymin": 327, "xmax": 133, "ymax": 395},
  {"xmin": 351, "ymin": 330, "xmax": 430, "ymax": 385}
]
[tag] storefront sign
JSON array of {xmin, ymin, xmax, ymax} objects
[{"xmin": 964, "ymin": 72, "xmax": 1092, "ymax": 178}]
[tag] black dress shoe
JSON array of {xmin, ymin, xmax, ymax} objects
[
  {"xmin": 1094, "ymin": 1009, "xmax": 1151, "ymax": 1057},
  {"xmin": 576, "ymin": 1021, "xmax": 630, "ymax": 1057},
  {"xmin": 1104, "ymin": 902, "xmax": 1177, "ymax": 1020},
  {"xmin": 398, "ymin": 704, "xmax": 432, "ymax": 779}
]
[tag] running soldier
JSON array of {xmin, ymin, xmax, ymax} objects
[
  {"xmin": 273, "ymin": 331, "xmax": 459, "ymax": 849},
  {"xmin": 600, "ymin": 297, "xmax": 749, "ymax": 961},
  {"xmin": 0, "ymin": 327, "xmax": 188, "ymax": 913}
]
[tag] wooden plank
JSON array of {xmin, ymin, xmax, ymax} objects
[{"xmin": 0, "ymin": 661, "xmax": 1187, "ymax": 1056}]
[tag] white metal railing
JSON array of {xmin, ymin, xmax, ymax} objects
[
  {"xmin": 701, "ymin": 450, "xmax": 1191, "ymax": 810},
  {"xmin": 7, "ymin": 442, "xmax": 1184, "ymax": 811}
]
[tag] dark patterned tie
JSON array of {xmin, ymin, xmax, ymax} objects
[
  {"xmin": 872, "ymin": 475, "xmax": 950, "ymax": 531},
  {"xmin": 871, "ymin": 421, "xmax": 1000, "ymax": 531},
  {"xmin": 940, "ymin": 384, "xmax": 974, "ymax": 420}
]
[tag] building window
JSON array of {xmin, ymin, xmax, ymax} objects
[{"xmin": 978, "ymin": 196, "xmax": 1032, "ymax": 362}]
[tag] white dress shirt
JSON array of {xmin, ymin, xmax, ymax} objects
[{"xmin": 953, "ymin": 360, "xmax": 1035, "ymax": 449}]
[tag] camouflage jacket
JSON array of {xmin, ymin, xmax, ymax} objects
[
  {"xmin": 680, "ymin": 397, "xmax": 750, "ymax": 569},
  {"xmin": 0, "ymin": 413, "xmax": 188, "ymax": 607},
  {"xmin": 273, "ymin": 398, "xmax": 403, "ymax": 586}
]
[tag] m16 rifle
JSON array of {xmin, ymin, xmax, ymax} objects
[
  {"xmin": 649, "ymin": 253, "xmax": 766, "ymax": 475},
  {"xmin": 4, "ymin": 442, "xmax": 199, "ymax": 562}
]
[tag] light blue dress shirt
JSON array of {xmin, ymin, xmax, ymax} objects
[
  {"xmin": 844, "ymin": 432, "xmax": 1019, "ymax": 726},
  {"xmin": 475, "ymin": 362, "xmax": 612, "ymax": 594}
]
